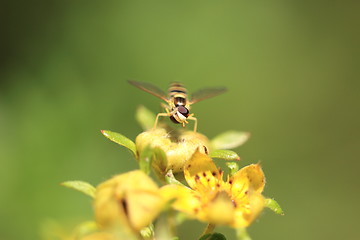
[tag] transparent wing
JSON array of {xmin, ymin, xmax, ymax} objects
[
  {"xmin": 190, "ymin": 87, "xmax": 227, "ymax": 104},
  {"xmin": 128, "ymin": 80, "xmax": 168, "ymax": 102}
]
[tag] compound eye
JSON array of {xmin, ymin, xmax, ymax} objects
[{"xmin": 178, "ymin": 106, "xmax": 189, "ymax": 117}]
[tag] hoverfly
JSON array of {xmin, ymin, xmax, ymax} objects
[{"xmin": 128, "ymin": 80, "xmax": 226, "ymax": 132}]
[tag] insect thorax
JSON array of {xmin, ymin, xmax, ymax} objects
[{"xmin": 173, "ymin": 96, "xmax": 186, "ymax": 106}]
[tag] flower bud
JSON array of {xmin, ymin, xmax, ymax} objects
[
  {"xmin": 94, "ymin": 170, "xmax": 165, "ymax": 232},
  {"xmin": 135, "ymin": 128, "xmax": 210, "ymax": 174}
]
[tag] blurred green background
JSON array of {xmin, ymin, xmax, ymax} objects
[{"xmin": 1, "ymin": 1, "xmax": 359, "ymax": 240}]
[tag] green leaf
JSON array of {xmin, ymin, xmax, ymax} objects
[
  {"xmin": 152, "ymin": 147, "xmax": 168, "ymax": 173},
  {"xmin": 139, "ymin": 145, "xmax": 153, "ymax": 175},
  {"xmin": 265, "ymin": 198, "xmax": 284, "ymax": 215},
  {"xmin": 199, "ymin": 233, "xmax": 227, "ymax": 240},
  {"xmin": 210, "ymin": 149, "xmax": 240, "ymax": 161},
  {"xmin": 211, "ymin": 131, "xmax": 250, "ymax": 150},
  {"xmin": 61, "ymin": 181, "xmax": 96, "ymax": 198},
  {"xmin": 101, "ymin": 130, "xmax": 137, "ymax": 156},
  {"xmin": 136, "ymin": 105, "xmax": 156, "ymax": 130},
  {"xmin": 165, "ymin": 170, "xmax": 185, "ymax": 186},
  {"xmin": 226, "ymin": 162, "xmax": 239, "ymax": 177},
  {"xmin": 151, "ymin": 147, "xmax": 169, "ymax": 181}
]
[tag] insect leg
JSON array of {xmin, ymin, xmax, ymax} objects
[
  {"xmin": 154, "ymin": 112, "xmax": 170, "ymax": 129},
  {"xmin": 187, "ymin": 115, "xmax": 198, "ymax": 132}
]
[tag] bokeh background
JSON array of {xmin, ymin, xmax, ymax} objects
[{"xmin": 1, "ymin": 1, "xmax": 359, "ymax": 240}]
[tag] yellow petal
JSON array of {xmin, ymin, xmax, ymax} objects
[
  {"xmin": 94, "ymin": 170, "xmax": 164, "ymax": 231},
  {"xmin": 230, "ymin": 164, "xmax": 265, "ymax": 199},
  {"xmin": 232, "ymin": 192, "xmax": 265, "ymax": 228},
  {"xmin": 205, "ymin": 191, "xmax": 234, "ymax": 225},
  {"xmin": 184, "ymin": 149, "xmax": 222, "ymax": 191},
  {"xmin": 229, "ymin": 164, "xmax": 266, "ymax": 228},
  {"xmin": 126, "ymin": 190, "xmax": 165, "ymax": 231},
  {"xmin": 161, "ymin": 184, "xmax": 202, "ymax": 218},
  {"xmin": 95, "ymin": 183, "xmax": 129, "ymax": 229}
]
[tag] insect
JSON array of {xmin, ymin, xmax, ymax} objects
[{"xmin": 128, "ymin": 80, "xmax": 227, "ymax": 132}]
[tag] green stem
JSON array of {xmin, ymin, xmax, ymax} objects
[
  {"xmin": 201, "ymin": 223, "xmax": 216, "ymax": 236},
  {"xmin": 236, "ymin": 228, "xmax": 251, "ymax": 240}
]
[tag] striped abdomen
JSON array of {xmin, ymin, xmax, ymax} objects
[{"xmin": 168, "ymin": 82, "xmax": 188, "ymax": 106}]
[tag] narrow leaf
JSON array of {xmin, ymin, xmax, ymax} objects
[
  {"xmin": 136, "ymin": 105, "xmax": 156, "ymax": 130},
  {"xmin": 139, "ymin": 145, "xmax": 153, "ymax": 175},
  {"xmin": 211, "ymin": 131, "xmax": 250, "ymax": 150},
  {"xmin": 61, "ymin": 181, "xmax": 96, "ymax": 198},
  {"xmin": 226, "ymin": 162, "xmax": 239, "ymax": 177},
  {"xmin": 265, "ymin": 198, "xmax": 284, "ymax": 215},
  {"xmin": 199, "ymin": 233, "xmax": 227, "ymax": 240},
  {"xmin": 101, "ymin": 130, "xmax": 137, "ymax": 156},
  {"xmin": 210, "ymin": 149, "xmax": 240, "ymax": 161}
]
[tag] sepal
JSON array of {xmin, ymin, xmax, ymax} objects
[
  {"xmin": 61, "ymin": 181, "xmax": 96, "ymax": 198},
  {"xmin": 211, "ymin": 131, "xmax": 250, "ymax": 150},
  {"xmin": 136, "ymin": 105, "xmax": 156, "ymax": 131},
  {"xmin": 210, "ymin": 149, "xmax": 240, "ymax": 161},
  {"xmin": 101, "ymin": 130, "xmax": 137, "ymax": 156},
  {"xmin": 265, "ymin": 198, "xmax": 284, "ymax": 215}
]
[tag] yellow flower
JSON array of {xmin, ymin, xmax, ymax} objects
[
  {"xmin": 163, "ymin": 150, "xmax": 266, "ymax": 228},
  {"xmin": 94, "ymin": 170, "xmax": 166, "ymax": 232}
]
